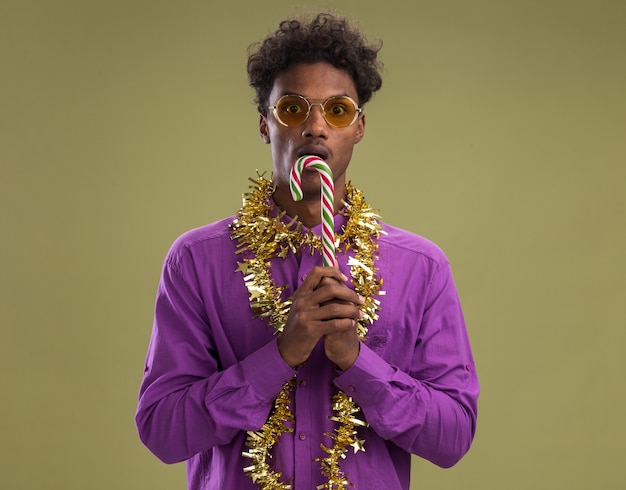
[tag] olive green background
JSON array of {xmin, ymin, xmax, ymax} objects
[{"xmin": 2, "ymin": 0, "xmax": 624, "ymax": 488}]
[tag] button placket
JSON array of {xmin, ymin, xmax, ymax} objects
[{"xmin": 293, "ymin": 361, "xmax": 312, "ymax": 488}]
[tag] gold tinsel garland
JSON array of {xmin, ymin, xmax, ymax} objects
[{"xmin": 230, "ymin": 174, "xmax": 385, "ymax": 489}]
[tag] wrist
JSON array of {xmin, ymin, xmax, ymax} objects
[
  {"xmin": 330, "ymin": 342, "xmax": 360, "ymax": 371},
  {"xmin": 277, "ymin": 336, "xmax": 309, "ymax": 369}
]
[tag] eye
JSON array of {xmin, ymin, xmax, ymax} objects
[
  {"xmin": 325, "ymin": 97, "xmax": 358, "ymax": 117},
  {"xmin": 327, "ymin": 103, "xmax": 348, "ymax": 116},
  {"xmin": 277, "ymin": 96, "xmax": 308, "ymax": 115},
  {"xmin": 285, "ymin": 103, "xmax": 304, "ymax": 114}
]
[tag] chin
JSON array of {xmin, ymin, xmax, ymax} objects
[{"xmin": 300, "ymin": 173, "xmax": 324, "ymax": 191}]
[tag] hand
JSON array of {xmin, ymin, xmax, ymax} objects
[
  {"xmin": 277, "ymin": 266, "xmax": 363, "ymax": 369},
  {"xmin": 318, "ymin": 276, "xmax": 362, "ymax": 370}
]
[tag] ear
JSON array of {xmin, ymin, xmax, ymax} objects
[
  {"xmin": 259, "ymin": 114, "xmax": 270, "ymax": 144},
  {"xmin": 354, "ymin": 114, "xmax": 366, "ymax": 144}
]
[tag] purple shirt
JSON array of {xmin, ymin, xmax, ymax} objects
[{"xmin": 136, "ymin": 204, "xmax": 479, "ymax": 490}]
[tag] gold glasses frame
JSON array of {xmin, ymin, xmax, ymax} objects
[{"xmin": 269, "ymin": 94, "xmax": 362, "ymax": 128}]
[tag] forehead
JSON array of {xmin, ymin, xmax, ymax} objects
[{"xmin": 270, "ymin": 62, "xmax": 358, "ymax": 102}]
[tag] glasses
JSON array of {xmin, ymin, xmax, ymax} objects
[{"xmin": 269, "ymin": 94, "xmax": 362, "ymax": 128}]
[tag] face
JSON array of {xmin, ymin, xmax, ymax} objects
[{"xmin": 259, "ymin": 62, "xmax": 365, "ymax": 200}]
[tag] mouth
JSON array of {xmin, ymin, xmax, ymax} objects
[{"xmin": 297, "ymin": 146, "xmax": 329, "ymax": 162}]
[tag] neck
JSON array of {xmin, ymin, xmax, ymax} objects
[{"xmin": 273, "ymin": 183, "xmax": 346, "ymax": 229}]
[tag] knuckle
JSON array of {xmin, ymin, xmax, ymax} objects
[
  {"xmin": 325, "ymin": 303, "xmax": 345, "ymax": 317},
  {"xmin": 330, "ymin": 318, "xmax": 353, "ymax": 331}
]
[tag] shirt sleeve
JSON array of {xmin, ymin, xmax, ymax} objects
[
  {"xmin": 135, "ymin": 249, "xmax": 296, "ymax": 464},
  {"xmin": 334, "ymin": 258, "xmax": 479, "ymax": 468}
]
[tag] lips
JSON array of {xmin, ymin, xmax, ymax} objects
[{"xmin": 297, "ymin": 146, "xmax": 329, "ymax": 162}]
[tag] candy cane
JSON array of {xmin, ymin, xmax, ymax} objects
[{"xmin": 290, "ymin": 155, "xmax": 337, "ymax": 267}]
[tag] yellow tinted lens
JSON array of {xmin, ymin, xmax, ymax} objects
[
  {"xmin": 275, "ymin": 96, "xmax": 309, "ymax": 126},
  {"xmin": 323, "ymin": 97, "xmax": 357, "ymax": 127}
]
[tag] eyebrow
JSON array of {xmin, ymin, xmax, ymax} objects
[{"xmin": 276, "ymin": 93, "xmax": 353, "ymax": 101}]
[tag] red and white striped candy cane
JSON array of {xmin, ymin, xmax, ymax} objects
[{"xmin": 290, "ymin": 155, "xmax": 337, "ymax": 267}]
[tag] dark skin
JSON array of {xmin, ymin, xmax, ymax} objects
[
  {"xmin": 259, "ymin": 62, "xmax": 366, "ymax": 370},
  {"xmin": 278, "ymin": 267, "xmax": 364, "ymax": 370}
]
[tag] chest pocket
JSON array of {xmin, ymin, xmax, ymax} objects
[{"xmin": 362, "ymin": 312, "xmax": 390, "ymax": 353}]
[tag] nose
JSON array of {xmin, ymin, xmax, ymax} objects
[{"xmin": 301, "ymin": 104, "xmax": 329, "ymax": 139}]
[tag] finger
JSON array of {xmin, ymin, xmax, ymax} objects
[
  {"xmin": 320, "ymin": 317, "xmax": 360, "ymax": 334},
  {"xmin": 300, "ymin": 266, "xmax": 348, "ymax": 291},
  {"xmin": 317, "ymin": 275, "xmax": 344, "ymax": 288},
  {"xmin": 298, "ymin": 302, "xmax": 362, "ymax": 325},
  {"xmin": 317, "ymin": 276, "xmax": 354, "ymax": 306},
  {"xmin": 313, "ymin": 280, "xmax": 364, "ymax": 306}
]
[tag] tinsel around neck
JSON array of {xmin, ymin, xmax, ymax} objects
[{"xmin": 229, "ymin": 173, "xmax": 385, "ymax": 337}]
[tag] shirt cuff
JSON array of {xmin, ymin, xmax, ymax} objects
[
  {"xmin": 333, "ymin": 344, "xmax": 395, "ymax": 406},
  {"xmin": 240, "ymin": 338, "xmax": 296, "ymax": 402}
]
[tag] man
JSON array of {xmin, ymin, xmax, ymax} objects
[{"xmin": 136, "ymin": 12, "xmax": 479, "ymax": 490}]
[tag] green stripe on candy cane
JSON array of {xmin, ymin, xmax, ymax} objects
[{"xmin": 290, "ymin": 155, "xmax": 337, "ymax": 267}]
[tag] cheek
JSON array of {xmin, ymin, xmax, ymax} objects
[
  {"xmin": 266, "ymin": 121, "xmax": 284, "ymax": 142},
  {"xmin": 338, "ymin": 135, "xmax": 358, "ymax": 156},
  {"xmin": 269, "ymin": 128, "xmax": 298, "ymax": 150}
]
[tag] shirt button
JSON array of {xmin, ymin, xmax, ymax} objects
[
  {"xmin": 299, "ymin": 432, "xmax": 307, "ymax": 441},
  {"xmin": 301, "ymin": 273, "xmax": 307, "ymax": 281},
  {"xmin": 347, "ymin": 385, "xmax": 356, "ymax": 393},
  {"xmin": 299, "ymin": 380, "xmax": 307, "ymax": 387}
]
